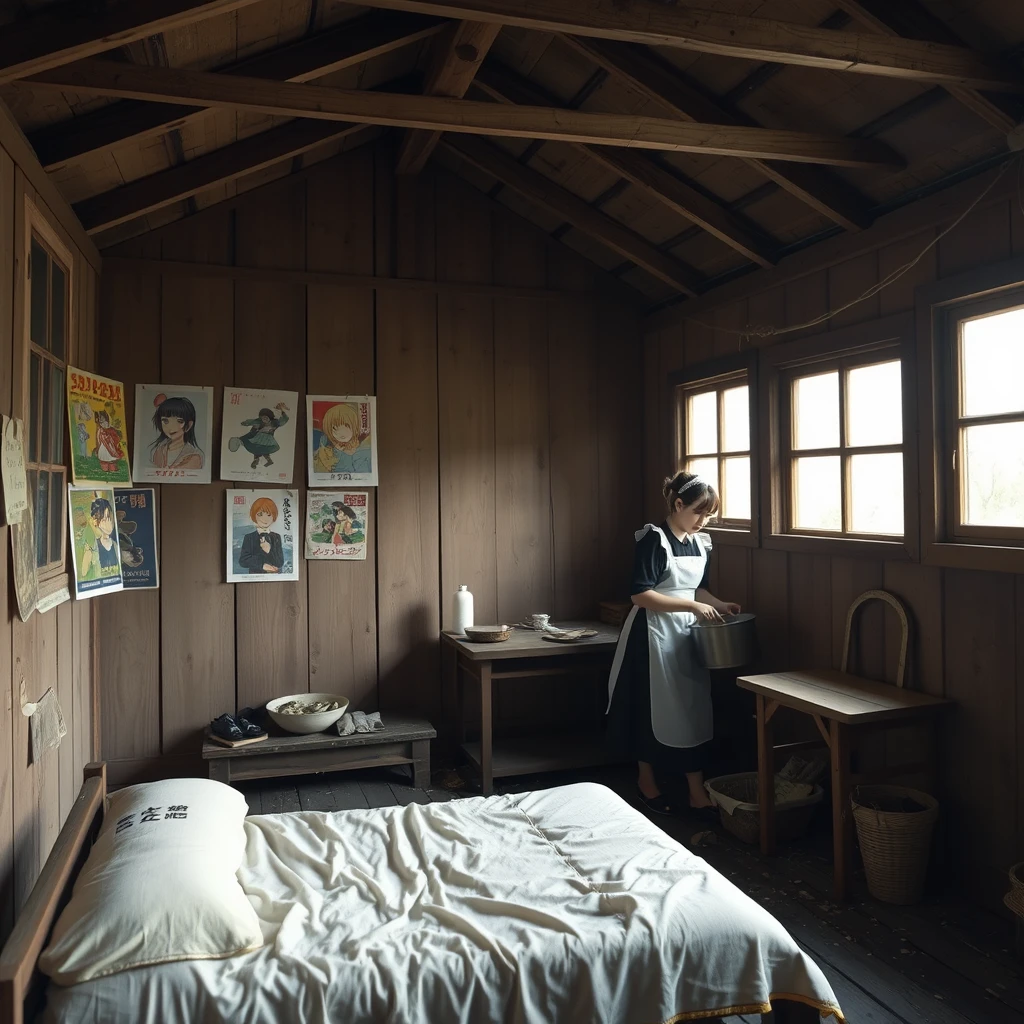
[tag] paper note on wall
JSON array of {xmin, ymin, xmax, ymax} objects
[
  {"xmin": 1, "ymin": 415, "xmax": 28, "ymax": 525},
  {"xmin": 24, "ymin": 687, "xmax": 67, "ymax": 763}
]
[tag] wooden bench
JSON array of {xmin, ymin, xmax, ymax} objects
[{"xmin": 201, "ymin": 715, "xmax": 436, "ymax": 789}]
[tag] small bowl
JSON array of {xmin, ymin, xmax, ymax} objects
[
  {"xmin": 464, "ymin": 624, "xmax": 513, "ymax": 643},
  {"xmin": 266, "ymin": 692, "xmax": 349, "ymax": 735}
]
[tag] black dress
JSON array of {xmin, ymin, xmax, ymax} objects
[{"xmin": 606, "ymin": 523, "xmax": 712, "ymax": 776}]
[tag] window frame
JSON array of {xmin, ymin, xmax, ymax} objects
[
  {"xmin": 918, "ymin": 257, "xmax": 1024, "ymax": 573},
  {"xmin": 760, "ymin": 312, "xmax": 918, "ymax": 560},
  {"xmin": 670, "ymin": 353, "xmax": 759, "ymax": 547}
]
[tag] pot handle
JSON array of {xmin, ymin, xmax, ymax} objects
[{"xmin": 840, "ymin": 589, "xmax": 910, "ymax": 688}]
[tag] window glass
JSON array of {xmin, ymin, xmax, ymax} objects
[
  {"xmin": 51, "ymin": 262, "xmax": 66, "ymax": 360},
  {"xmin": 687, "ymin": 391, "xmax": 717, "ymax": 455},
  {"xmin": 30, "ymin": 239, "xmax": 48, "ymax": 349},
  {"xmin": 960, "ymin": 309, "xmax": 1024, "ymax": 418},
  {"xmin": 849, "ymin": 452, "xmax": 904, "ymax": 535},
  {"xmin": 722, "ymin": 456, "xmax": 751, "ymax": 521},
  {"xmin": 793, "ymin": 371, "xmax": 839, "ymax": 450},
  {"xmin": 793, "ymin": 456, "xmax": 841, "ymax": 532},
  {"xmin": 686, "ymin": 457, "xmax": 719, "ymax": 499},
  {"xmin": 847, "ymin": 360, "xmax": 902, "ymax": 447},
  {"xmin": 961, "ymin": 422, "xmax": 1024, "ymax": 528},
  {"xmin": 722, "ymin": 385, "xmax": 749, "ymax": 452}
]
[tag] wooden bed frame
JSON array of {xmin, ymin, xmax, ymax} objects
[{"xmin": 0, "ymin": 764, "xmax": 823, "ymax": 1024}]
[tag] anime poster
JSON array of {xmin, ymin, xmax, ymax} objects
[
  {"xmin": 220, "ymin": 388, "xmax": 298, "ymax": 484},
  {"xmin": 66, "ymin": 368, "xmax": 132, "ymax": 486},
  {"xmin": 114, "ymin": 488, "xmax": 159, "ymax": 589},
  {"xmin": 307, "ymin": 395, "xmax": 377, "ymax": 487},
  {"xmin": 68, "ymin": 486, "xmax": 124, "ymax": 599},
  {"xmin": 305, "ymin": 490, "xmax": 368, "ymax": 560},
  {"xmin": 226, "ymin": 489, "xmax": 299, "ymax": 583},
  {"xmin": 133, "ymin": 384, "xmax": 213, "ymax": 484}
]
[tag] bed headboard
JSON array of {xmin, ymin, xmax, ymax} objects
[{"xmin": 0, "ymin": 763, "xmax": 107, "ymax": 1024}]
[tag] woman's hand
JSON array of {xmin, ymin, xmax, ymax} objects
[
  {"xmin": 720, "ymin": 602, "xmax": 742, "ymax": 616},
  {"xmin": 692, "ymin": 602, "xmax": 724, "ymax": 622}
]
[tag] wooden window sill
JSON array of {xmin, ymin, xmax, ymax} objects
[
  {"xmin": 762, "ymin": 534, "xmax": 913, "ymax": 560},
  {"xmin": 922, "ymin": 541, "xmax": 1024, "ymax": 574},
  {"xmin": 705, "ymin": 527, "xmax": 758, "ymax": 548}
]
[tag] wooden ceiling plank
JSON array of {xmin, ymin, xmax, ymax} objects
[
  {"xmin": 833, "ymin": 0, "xmax": 1021, "ymax": 134},
  {"xmin": 334, "ymin": 0, "xmax": 1024, "ymax": 92},
  {"xmin": 0, "ymin": 0, "xmax": 267, "ymax": 84},
  {"xmin": 474, "ymin": 62, "xmax": 776, "ymax": 267},
  {"xmin": 441, "ymin": 133, "xmax": 702, "ymax": 294},
  {"xmin": 396, "ymin": 19, "xmax": 501, "ymax": 175},
  {"xmin": 26, "ymin": 59, "xmax": 904, "ymax": 168},
  {"xmin": 563, "ymin": 35, "xmax": 874, "ymax": 232},
  {"xmin": 29, "ymin": 11, "xmax": 445, "ymax": 170}
]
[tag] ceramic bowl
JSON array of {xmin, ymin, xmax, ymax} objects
[{"xmin": 266, "ymin": 692, "xmax": 349, "ymax": 735}]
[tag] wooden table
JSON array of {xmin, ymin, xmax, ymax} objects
[
  {"xmin": 736, "ymin": 669, "xmax": 952, "ymax": 901},
  {"xmin": 441, "ymin": 622, "xmax": 620, "ymax": 796},
  {"xmin": 202, "ymin": 715, "xmax": 436, "ymax": 788}
]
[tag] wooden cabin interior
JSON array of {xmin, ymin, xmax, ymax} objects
[{"xmin": 0, "ymin": 1, "xmax": 1024, "ymax": 1021}]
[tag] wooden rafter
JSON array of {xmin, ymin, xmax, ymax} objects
[
  {"xmin": 28, "ymin": 11, "xmax": 445, "ymax": 170},
  {"xmin": 340, "ymin": 0, "xmax": 1024, "ymax": 91},
  {"xmin": 834, "ymin": 0, "xmax": 1021, "ymax": 134},
  {"xmin": 474, "ymin": 63, "xmax": 777, "ymax": 268},
  {"xmin": 26, "ymin": 60, "xmax": 903, "ymax": 168},
  {"xmin": 0, "ymin": 0, "xmax": 265, "ymax": 84},
  {"xmin": 562, "ymin": 36, "xmax": 874, "ymax": 232},
  {"xmin": 396, "ymin": 20, "xmax": 501, "ymax": 175},
  {"xmin": 441, "ymin": 134, "xmax": 702, "ymax": 294}
]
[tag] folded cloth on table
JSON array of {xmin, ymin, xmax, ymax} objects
[{"xmin": 335, "ymin": 711, "xmax": 384, "ymax": 737}]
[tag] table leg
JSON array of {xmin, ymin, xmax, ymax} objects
[
  {"xmin": 411, "ymin": 739, "xmax": 430, "ymax": 789},
  {"xmin": 756, "ymin": 694, "xmax": 775, "ymax": 856},
  {"xmin": 830, "ymin": 718, "xmax": 853, "ymax": 901},
  {"xmin": 456, "ymin": 654, "xmax": 467, "ymax": 745},
  {"xmin": 479, "ymin": 660, "xmax": 493, "ymax": 796}
]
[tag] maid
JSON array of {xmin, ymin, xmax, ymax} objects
[{"xmin": 607, "ymin": 471, "xmax": 741, "ymax": 817}]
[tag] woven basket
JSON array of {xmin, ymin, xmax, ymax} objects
[
  {"xmin": 1004, "ymin": 862, "xmax": 1024, "ymax": 920},
  {"xmin": 706, "ymin": 772, "xmax": 823, "ymax": 846},
  {"xmin": 851, "ymin": 785, "xmax": 939, "ymax": 905}
]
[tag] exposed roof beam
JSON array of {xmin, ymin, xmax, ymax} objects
[
  {"xmin": 562, "ymin": 36, "xmax": 874, "ymax": 232},
  {"xmin": 26, "ymin": 59, "xmax": 903, "ymax": 168},
  {"xmin": 340, "ymin": 0, "xmax": 1024, "ymax": 91},
  {"xmin": 833, "ymin": 0, "xmax": 1021, "ymax": 133},
  {"xmin": 474, "ymin": 62, "xmax": 776, "ymax": 267},
  {"xmin": 396, "ymin": 20, "xmax": 501, "ymax": 174},
  {"xmin": 28, "ymin": 11, "xmax": 445, "ymax": 170},
  {"xmin": 441, "ymin": 134, "xmax": 702, "ymax": 294},
  {"xmin": 75, "ymin": 119, "xmax": 371, "ymax": 234},
  {"xmin": 0, "ymin": 0, "xmax": 264, "ymax": 84}
]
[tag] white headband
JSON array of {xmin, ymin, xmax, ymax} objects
[{"xmin": 678, "ymin": 476, "xmax": 707, "ymax": 495}]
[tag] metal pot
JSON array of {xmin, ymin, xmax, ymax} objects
[{"xmin": 691, "ymin": 612, "xmax": 758, "ymax": 669}]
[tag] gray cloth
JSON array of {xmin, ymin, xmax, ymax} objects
[{"xmin": 335, "ymin": 711, "xmax": 383, "ymax": 737}]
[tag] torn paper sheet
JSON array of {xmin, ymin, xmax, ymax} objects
[
  {"xmin": 25, "ymin": 687, "xmax": 67, "ymax": 763},
  {"xmin": 1, "ymin": 415, "xmax": 28, "ymax": 525},
  {"xmin": 11, "ymin": 484, "xmax": 38, "ymax": 622}
]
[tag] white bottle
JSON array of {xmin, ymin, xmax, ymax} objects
[{"xmin": 453, "ymin": 585, "xmax": 474, "ymax": 635}]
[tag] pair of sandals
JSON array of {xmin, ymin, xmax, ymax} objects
[
  {"xmin": 210, "ymin": 709, "xmax": 266, "ymax": 743},
  {"xmin": 636, "ymin": 788, "xmax": 719, "ymax": 823}
]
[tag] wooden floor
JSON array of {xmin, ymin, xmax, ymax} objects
[{"xmin": 237, "ymin": 766, "xmax": 1024, "ymax": 1024}]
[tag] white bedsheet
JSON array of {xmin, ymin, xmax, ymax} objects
[{"xmin": 42, "ymin": 782, "xmax": 844, "ymax": 1023}]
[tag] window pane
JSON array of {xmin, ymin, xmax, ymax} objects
[
  {"xmin": 35, "ymin": 470, "xmax": 49, "ymax": 568},
  {"xmin": 28, "ymin": 352, "xmax": 40, "ymax": 462},
  {"xmin": 722, "ymin": 456, "xmax": 750, "ymax": 521},
  {"xmin": 50, "ymin": 262, "xmax": 66, "ymax": 359},
  {"xmin": 793, "ymin": 456, "xmax": 841, "ymax": 531},
  {"xmin": 51, "ymin": 366, "xmax": 65, "ymax": 464},
  {"xmin": 962, "ymin": 422, "xmax": 1024, "ymax": 527},
  {"xmin": 30, "ymin": 239, "xmax": 48, "ymax": 349},
  {"xmin": 847, "ymin": 360, "xmax": 902, "ymax": 447},
  {"xmin": 722, "ymin": 385, "xmax": 749, "ymax": 452},
  {"xmin": 686, "ymin": 457, "xmax": 719, "ymax": 506},
  {"xmin": 793, "ymin": 371, "xmax": 839, "ymax": 450},
  {"xmin": 850, "ymin": 452, "xmax": 904, "ymax": 535},
  {"xmin": 686, "ymin": 392, "xmax": 717, "ymax": 455},
  {"xmin": 41, "ymin": 361, "xmax": 52, "ymax": 464},
  {"xmin": 961, "ymin": 308, "xmax": 1024, "ymax": 418},
  {"xmin": 49, "ymin": 470, "xmax": 63, "ymax": 564}
]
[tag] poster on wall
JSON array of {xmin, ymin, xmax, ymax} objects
[
  {"xmin": 133, "ymin": 384, "xmax": 213, "ymax": 484},
  {"xmin": 1, "ymin": 415, "xmax": 28, "ymax": 525},
  {"xmin": 305, "ymin": 490, "xmax": 368, "ymax": 560},
  {"xmin": 220, "ymin": 387, "xmax": 298, "ymax": 484},
  {"xmin": 66, "ymin": 368, "xmax": 132, "ymax": 486},
  {"xmin": 114, "ymin": 487, "xmax": 160, "ymax": 589},
  {"xmin": 11, "ymin": 482, "xmax": 38, "ymax": 621},
  {"xmin": 68, "ymin": 486, "xmax": 124, "ymax": 599},
  {"xmin": 226, "ymin": 489, "xmax": 299, "ymax": 583},
  {"xmin": 307, "ymin": 395, "xmax": 377, "ymax": 487}
]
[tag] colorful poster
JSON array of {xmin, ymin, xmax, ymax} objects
[
  {"xmin": 226, "ymin": 489, "xmax": 299, "ymax": 583},
  {"xmin": 114, "ymin": 488, "xmax": 159, "ymax": 589},
  {"xmin": 66, "ymin": 368, "xmax": 132, "ymax": 486},
  {"xmin": 133, "ymin": 384, "xmax": 213, "ymax": 484},
  {"xmin": 307, "ymin": 395, "xmax": 377, "ymax": 487},
  {"xmin": 68, "ymin": 486, "xmax": 124, "ymax": 599},
  {"xmin": 305, "ymin": 490, "xmax": 368, "ymax": 560},
  {"xmin": 220, "ymin": 388, "xmax": 298, "ymax": 484}
]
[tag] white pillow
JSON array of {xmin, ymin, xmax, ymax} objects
[{"xmin": 40, "ymin": 777, "xmax": 263, "ymax": 985}]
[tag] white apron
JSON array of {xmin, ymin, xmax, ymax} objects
[{"xmin": 607, "ymin": 525, "xmax": 712, "ymax": 749}]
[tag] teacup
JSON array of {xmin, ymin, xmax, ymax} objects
[{"xmin": 530, "ymin": 613, "xmax": 550, "ymax": 629}]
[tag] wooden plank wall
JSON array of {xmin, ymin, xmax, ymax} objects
[
  {"xmin": 0, "ymin": 138, "xmax": 98, "ymax": 944},
  {"xmin": 95, "ymin": 142, "xmax": 643, "ymax": 783},
  {"xmin": 644, "ymin": 193, "xmax": 1024, "ymax": 915}
]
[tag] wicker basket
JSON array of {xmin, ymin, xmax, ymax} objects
[
  {"xmin": 705, "ymin": 772, "xmax": 823, "ymax": 846},
  {"xmin": 851, "ymin": 785, "xmax": 939, "ymax": 905},
  {"xmin": 1004, "ymin": 862, "xmax": 1024, "ymax": 920}
]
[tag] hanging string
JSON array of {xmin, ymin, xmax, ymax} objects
[{"xmin": 681, "ymin": 155, "xmax": 1020, "ymax": 347}]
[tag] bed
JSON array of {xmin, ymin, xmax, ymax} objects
[{"xmin": 1, "ymin": 764, "xmax": 844, "ymax": 1024}]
